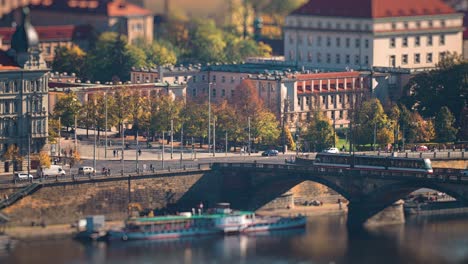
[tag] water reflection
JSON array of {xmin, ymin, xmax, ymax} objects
[{"xmin": 2, "ymin": 214, "xmax": 468, "ymax": 264}]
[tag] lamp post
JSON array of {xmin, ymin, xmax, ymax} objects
[
  {"xmin": 213, "ymin": 117, "xmax": 216, "ymax": 157},
  {"xmin": 248, "ymin": 116, "xmax": 251, "ymax": 155},
  {"xmin": 104, "ymin": 91, "xmax": 108, "ymax": 158},
  {"xmin": 162, "ymin": 131, "xmax": 165, "ymax": 169},
  {"xmin": 93, "ymin": 123, "xmax": 96, "ymax": 172},
  {"xmin": 208, "ymin": 83, "xmax": 212, "ymax": 155},
  {"xmin": 136, "ymin": 130, "xmax": 139, "ymax": 173},
  {"xmin": 121, "ymin": 123, "xmax": 125, "ymax": 175},
  {"xmin": 170, "ymin": 119, "xmax": 174, "ymax": 159}
]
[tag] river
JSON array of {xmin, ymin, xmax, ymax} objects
[{"xmin": 1, "ymin": 214, "xmax": 468, "ymax": 264}]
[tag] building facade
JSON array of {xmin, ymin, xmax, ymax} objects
[
  {"xmin": 284, "ymin": 0, "xmax": 464, "ymax": 70},
  {"xmin": 0, "ymin": 7, "xmax": 49, "ymax": 173}
]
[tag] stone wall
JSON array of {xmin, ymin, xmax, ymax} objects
[{"xmin": 1, "ymin": 172, "xmax": 221, "ymax": 226}]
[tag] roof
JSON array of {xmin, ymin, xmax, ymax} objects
[
  {"xmin": 291, "ymin": 0, "xmax": 456, "ymax": 18},
  {"xmin": 294, "ymin": 71, "xmax": 362, "ymax": 80},
  {"xmin": 0, "ymin": 25, "xmax": 92, "ymax": 43},
  {"xmin": 31, "ymin": 0, "xmax": 152, "ymax": 17},
  {"xmin": 0, "ymin": 50, "xmax": 20, "ymax": 70}
]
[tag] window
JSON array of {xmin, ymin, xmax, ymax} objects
[
  {"xmin": 221, "ymin": 89, "xmax": 225, "ymax": 97},
  {"xmin": 339, "ymin": 110, "xmax": 343, "ymax": 119},
  {"xmin": 326, "ymin": 37, "xmax": 331, "ymax": 47},
  {"xmin": 192, "ymin": 88, "xmax": 196, "ymax": 97},
  {"xmin": 439, "ymin": 52, "xmax": 446, "ymax": 61},
  {"xmin": 345, "ymin": 23, "xmax": 350, "ymax": 30},
  {"xmin": 416, "ymin": 21, "xmax": 421, "ymax": 28},
  {"xmin": 402, "ymin": 54, "xmax": 408, "ymax": 64},
  {"xmin": 415, "ymin": 36, "xmax": 420, "ymax": 47},
  {"xmin": 231, "ymin": 90, "xmax": 235, "ymax": 97},
  {"xmin": 391, "ymin": 23, "xmax": 397, "ymax": 30},
  {"xmin": 231, "ymin": 77, "xmax": 235, "ymax": 83},
  {"xmin": 427, "ymin": 53, "xmax": 433, "ymax": 63},
  {"xmin": 428, "ymin": 20, "xmax": 433, "ymax": 27},
  {"xmin": 414, "ymin": 53, "xmax": 420, "ymax": 64},
  {"xmin": 355, "ymin": 38, "xmax": 360, "ymax": 48},
  {"xmin": 345, "ymin": 38, "xmax": 350, "ymax": 48},
  {"xmin": 336, "ymin": 23, "xmax": 341, "ymax": 29},
  {"xmin": 289, "ymin": 35, "xmax": 294, "ymax": 44},
  {"xmin": 306, "ymin": 97, "xmax": 310, "ymax": 105},
  {"xmin": 289, "ymin": 50, "xmax": 294, "ymax": 60},
  {"xmin": 402, "ymin": 37, "xmax": 408, "ymax": 47},
  {"xmin": 336, "ymin": 37, "xmax": 340, "ymax": 47},
  {"xmin": 345, "ymin": 54, "xmax": 350, "ymax": 64},
  {"xmin": 298, "ymin": 35, "xmax": 303, "ymax": 45},
  {"xmin": 192, "ymin": 76, "xmax": 197, "ymax": 83},
  {"xmin": 404, "ymin": 22, "xmax": 408, "ymax": 29},
  {"xmin": 317, "ymin": 36, "xmax": 322, "ymax": 47},
  {"xmin": 307, "ymin": 52, "xmax": 312, "ymax": 62},
  {"xmin": 365, "ymin": 55, "xmax": 369, "ymax": 65},
  {"xmin": 427, "ymin": 35, "xmax": 433, "ymax": 46},
  {"xmin": 326, "ymin": 53, "xmax": 331, "ymax": 63},
  {"xmin": 221, "ymin": 76, "xmax": 225, "ymax": 83},
  {"xmin": 212, "ymin": 75, "xmax": 216, "ymax": 82},
  {"xmin": 439, "ymin": 34, "xmax": 445, "ymax": 45},
  {"xmin": 336, "ymin": 54, "xmax": 341, "ymax": 64},
  {"xmin": 318, "ymin": 21, "xmax": 322, "ymax": 28},
  {"xmin": 364, "ymin": 39, "xmax": 369, "ymax": 48},
  {"xmin": 440, "ymin": 20, "xmax": 446, "ymax": 27},
  {"xmin": 307, "ymin": 35, "xmax": 312, "ymax": 46},
  {"xmin": 212, "ymin": 89, "xmax": 216, "ymax": 97},
  {"xmin": 390, "ymin": 38, "xmax": 396, "ymax": 48},
  {"xmin": 317, "ymin": 53, "xmax": 322, "ymax": 63},
  {"xmin": 390, "ymin": 55, "xmax": 396, "ymax": 67},
  {"xmin": 355, "ymin": 55, "xmax": 360, "ymax": 65}
]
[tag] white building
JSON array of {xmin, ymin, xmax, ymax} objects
[{"xmin": 284, "ymin": 0, "xmax": 464, "ymax": 70}]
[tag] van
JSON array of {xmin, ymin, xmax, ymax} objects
[
  {"xmin": 78, "ymin": 166, "xmax": 95, "ymax": 175},
  {"xmin": 39, "ymin": 165, "xmax": 66, "ymax": 177}
]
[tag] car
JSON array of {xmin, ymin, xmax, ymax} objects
[
  {"xmin": 78, "ymin": 166, "xmax": 95, "ymax": 175},
  {"xmin": 416, "ymin": 145, "xmax": 429, "ymax": 152},
  {"xmin": 462, "ymin": 170, "xmax": 468, "ymax": 176},
  {"xmin": 262, "ymin": 149, "xmax": 279, "ymax": 156},
  {"xmin": 14, "ymin": 172, "xmax": 34, "ymax": 180},
  {"xmin": 323, "ymin": 147, "xmax": 340, "ymax": 154}
]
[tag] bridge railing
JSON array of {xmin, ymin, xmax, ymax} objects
[{"xmin": 215, "ymin": 163, "xmax": 468, "ymax": 184}]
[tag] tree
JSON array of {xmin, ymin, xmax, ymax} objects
[
  {"xmin": 435, "ymin": 106, "xmax": 458, "ymax": 142},
  {"xmin": 53, "ymin": 92, "xmax": 82, "ymax": 130},
  {"xmin": 284, "ymin": 126, "xmax": 296, "ymax": 151},
  {"xmin": 51, "ymin": 46, "xmax": 86, "ymax": 76},
  {"xmin": 251, "ymin": 110, "xmax": 280, "ymax": 146},
  {"xmin": 137, "ymin": 40, "xmax": 178, "ymax": 66},
  {"xmin": 302, "ymin": 111, "xmax": 335, "ymax": 152},
  {"xmin": 186, "ymin": 19, "xmax": 226, "ymax": 63},
  {"xmin": 182, "ymin": 100, "xmax": 208, "ymax": 147},
  {"xmin": 85, "ymin": 32, "xmax": 146, "ymax": 82},
  {"xmin": 151, "ymin": 93, "xmax": 183, "ymax": 134},
  {"xmin": 3, "ymin": 145, "xmax": 23, "ymax": 174},
  {"xmin": 48, "ymin": 118, "xmax": 60, "ymax": 144},
  {"xmin": 39, "ymin": 151, "xmax": 51, "ymax": 169},
  {"xmin": 354, "ymin": 98, "xmax": 389, "ymax": 147},
  {"xmin": 401, "ymin": 58, "xmax": 467, "ymax": 129},
  {"xmin": 111, "ymin": 87, "xmax": 131, "ymax": 134}
]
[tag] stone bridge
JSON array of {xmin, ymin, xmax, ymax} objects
[
  {"xmin": 213, "ymin": 162, "xmax": 468, "ymax": 227},
  {"xmin": 1, "ymin": 161, "xmax": 467, "ymax": 227}
]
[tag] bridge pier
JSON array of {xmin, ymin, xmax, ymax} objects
[{"xmin": 347, "ymin": 200, "xmax": 405, "ymax": 229}]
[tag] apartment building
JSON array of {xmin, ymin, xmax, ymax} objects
[{"xmin": 284, "ymin": 0, "xmax": 464, "ymax": 70}]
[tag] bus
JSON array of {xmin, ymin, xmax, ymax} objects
[{"xmin": 314, "ymin": 153, "xmax": 433, "ymax": 174}]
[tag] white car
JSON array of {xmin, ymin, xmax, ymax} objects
[
  {"xmin": 14, "ymin": 172, "xmax": 34, "ymax": 180},
  {"xmin": 323, "ymin": 147, "xmax": 340, "ymax": 154}
]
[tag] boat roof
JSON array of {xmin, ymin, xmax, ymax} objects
[{"xmin": 130, "ymin": 211, "xmax": 255, "ymax": 223}]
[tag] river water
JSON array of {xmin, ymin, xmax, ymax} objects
[{"xmin": 2, "ymin": 214, "xmax": 468, "ymax": 264}]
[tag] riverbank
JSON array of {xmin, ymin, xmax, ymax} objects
[{"xmin": 4, "ymin": 204, "xmax": 345, "ymax": 240}]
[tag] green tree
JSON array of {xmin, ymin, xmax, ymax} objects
[
  {"xmin": 137, "ymin": 40, "xmax": 178, "ymax": 66},
  {"xmin": 284, "ymin": 127, "xmax": 296, "ymax": 151},
  {"xmin": 251, "ymin": 110, "xmax": 280, "ymax": 146},
  {"xmin": 186, "ymin": 19, "xmax": 226, "ymax": 63},
  {"xmin": 354, "ymin": 98, "xmax": 389, "ymax": 147},
  {"xmin": 48, "ymin": 118, "xmax": 60, "ymax": 144},
  {"xmin": 182, "ymin": 100, "xmax": 208, "ymax": 147},
  {"xmin": 52, "ymin": 46, "xmax": 86, "ymax": 76},
  {"xmin": 111, "ymin": 87, "xmax": 131, "ymax": 134},
  {"xmin": 53, "ymin": 92, "xmax": 82, "ymax": 130},
  {"xmin": 85, "ymin": 32, "xmax": 146, "ymax": 82},
  {"xmin": 435, "ymin": 106, "xmax": 458, "ymax": 142},
  {"xmin": 401, "ymin": 58, "xmax": 467, "ymax": 129},
  {"xmin": 151, "ymin": 93, "xmax": 183, "ymax": 134},
  {"xmin": 302, "ymin": 111, "xmax": 335, "ymax": 152}
]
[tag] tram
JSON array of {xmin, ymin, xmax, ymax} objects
[{"xmin": 314, "ymin": 153, "xmax": 433, "ymax": 174}]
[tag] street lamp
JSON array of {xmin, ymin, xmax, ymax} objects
[
  {"xmin": 208, "ymin": 82, "xmax": 212, "ymax": 155},
  {"xmin": 104, "ymin": 90, "xmax": 108, "ymax": 158}
]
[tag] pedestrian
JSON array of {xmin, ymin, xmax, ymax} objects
[
  {"xmin": 138, "ymin": 149, "xmax": 142, "ymax": 156},
  {"xmin": 199, "ymin": 202, "xmax": 204, "ymax": 214},
  {"xmin": 338, "ymin": 198, "xmax": 342, "ymax": 210},
  {"xmin": 143, "ymin": 164, "xmax": 147, "ymax": 172},
  {"xmin": 107, "ymin": 168, "xmax": 111, "ymax": 176},
  {"xmin": 113, "ymin": 150, "xmax": 116, "ymax": 157}
]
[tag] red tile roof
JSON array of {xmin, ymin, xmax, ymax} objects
[
  {"xmin": 291, "ymin": 0, "xmax": 456, "ymax": 18},
  {"xmin": 293, "ymin": 71, "xmax": 362, "ymax": 80},
  {"xmin": 31, "ymin": 0, "xmax": 152, "ymax": 17},
  {"xmin": 107, "ymin": 1, "xmax": 152, "ymax": 16},
  {"xmin": 0, "ymin": 25, "xmax": 89, "ymax": 43}
]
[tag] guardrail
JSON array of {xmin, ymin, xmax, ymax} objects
[
  {"xmin": 0, "ymin": 183, "xmax": 41, "ymax": 209},
  {"xmin": 215, "ymin": 163, "xmax": 468, "ymax": 184}
]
